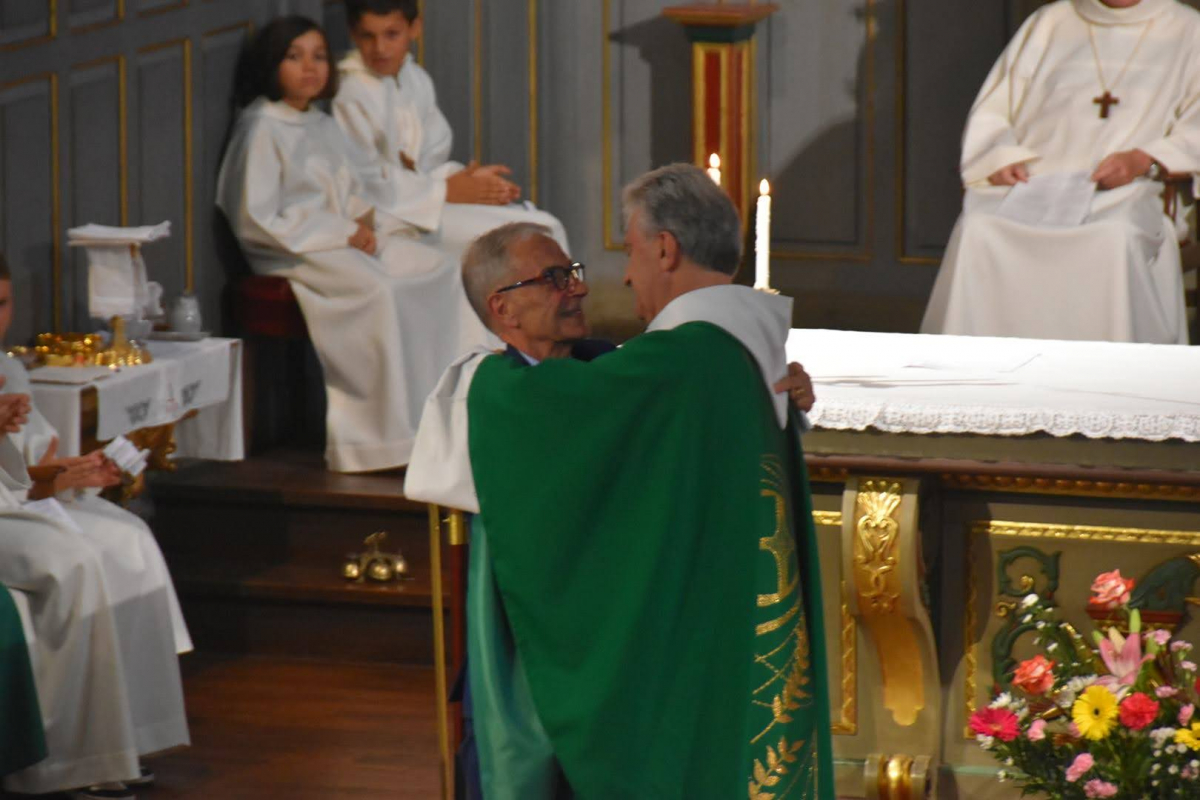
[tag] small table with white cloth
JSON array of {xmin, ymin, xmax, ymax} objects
[
  {"xmin": 782, "ymin": 329, "xmax": 1199, "ymax": 799},
  {"xmin": 26, "ymin": 337, "xmax": 245, "ymax": 462}
]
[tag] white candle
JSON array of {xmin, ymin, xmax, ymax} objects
[
  {"xmin": 755, "ymin": 178, "xmax": 771, "ymax": 289},
  {"xmin": 707, "ymin": 153, "xmax": 721, "ymax": 186}
]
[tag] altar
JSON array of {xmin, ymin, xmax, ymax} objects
[{"xmin": 785, "ymin": 329, "xmax": 1200, "ymax": 798}]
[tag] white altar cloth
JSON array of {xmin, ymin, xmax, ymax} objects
[
  {"xmin": 786, "ymin": 330, "xmax": 1200, "ymax": 443},
  {"xmin": 27, "ymin": 338, "xmax": 244, "ymax": 460}
]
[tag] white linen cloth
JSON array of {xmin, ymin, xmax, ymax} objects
[
  {"xmin": 788, "ymin": 328, "xmax": 1200, "ymax": 442},
  {"xmin": 27, "ymin": 337, "xmax": 244, "ymax": 460},
  {"xmin": 921, "ymin": 0, "xmax": 1200, "ymax": 345},
  {"xmin": 404, "ymin": 285, "xmax": 796, "ymax": 513},
  {"xmin": 0, "ymin": 354, "xmax": 190, "ymax": 795},
  {"xmin": 217, "ymin": 98, "xmax": 495, "ymax": 472},
  {"xmin": 333, "ymin": 51, "xmax": 570, "ymax": 259},
  {"xmin": 68, "ymin": 222, "xmax": 170, "ymax": 319}
]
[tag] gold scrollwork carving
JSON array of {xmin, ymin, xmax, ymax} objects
[{"xmin": 853, "ymin": 481, "xmax": 903, "ymax": 614}]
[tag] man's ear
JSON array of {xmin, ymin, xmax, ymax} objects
[
  {"xmin": 487, "ymin": 293, "xmax": 516, "ymax": 331},
  {"xmin": 411, "ymin": 16, "xmax": 424, "ymax": 41},
  {"xmin": 659, "ymin": 231, "xmax": 681, "ymax": 272}
]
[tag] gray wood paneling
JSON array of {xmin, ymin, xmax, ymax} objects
[
  {"xmin": 67, "ymin": 0, "xmax": 121, "ymax": 31},
  {"xmin": 0, "ymin": 75, "xmax": 56, "ymax": 342},
  {"xmin": 67, "ymin": 57, "xmax": 123, "ymax": 328},
  {"xmin": 423, "ymin": 0, "xmax": 477, "ymax": 165},
  {"xmin": 133, "ymin": 40, "xmax": 189, "ymax": 307},
  {"xmin": 0, "ymin": 1, "xmax": 52, "ymax": 48}
]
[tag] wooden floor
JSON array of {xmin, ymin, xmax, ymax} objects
[
  {"xmin": 151, "ymin": 654, "xmax": 441, "ymax": 799},
  {"xmin": 2, "ymin": 654, "xmax": 442, "ymax": 800}
]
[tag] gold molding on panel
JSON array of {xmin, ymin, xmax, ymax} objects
[
  {"xmin": 813, "ymin": 511, "xmax": 857, "ymax": 735},
  {"xmin": 1, "ymin": 0, "xmax": 58, "ymax": 52},
  {"xmin": 770, "ymin": 0, "xmax": 876, "ymax": 263},
  {"xmin": 136, "ymin": 37, "xmax": 195, "ymax": 292},
  {"xmin": 942, "ymin": 473, "xmax": 1200, "ymax": 503},
  {"xmin": 601, "ymin": 0, "xmax": 620, "ymax": 251},
  {"xmin": 527, "ymin": 0, "xmax": 539, "ymax": 207},
  {"xmin": 70, "ymin": 0, "xmax": 126, "ymax": 35},
  {"xmin": 138, "ymin": 0, "xmax": 187, "ymax": 18},
  {"xmin": 417, "ymin": 0, "xmax": 425, "ymax": 65},
  {"xmin": 979, "ymin": 519, "xmax": 1200, "ymax": 545},
  {"xmin": 472, "ymin": 0, "xmax": 482, "ymax": 164}
]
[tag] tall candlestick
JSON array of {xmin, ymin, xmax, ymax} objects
[
  {"xmin": 707, "ymin": 153, "xmax": 721, "ymax": 186},
  {"xmin": 755, "ymin": 179, "xmax": 771, "ymax": 289}
]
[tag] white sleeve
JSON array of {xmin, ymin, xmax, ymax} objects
[
  {"xmin": 413, "ymin": 67, "xmax": 456, "ymax": 173},
  {"xmin": 217, "ymin": 120, "xmax": 358, "ymax": 256},
  {"xmin": 1140, "ymin": 28, "xmax": 1200, "ymax": 184},
  {"xmin": 959, "ymin": 12, "xmax": 1045, "ymax": 187}
]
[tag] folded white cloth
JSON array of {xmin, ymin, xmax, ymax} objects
[
  {"xmin": 67, "ymin": 221, "xmax": 171, "ymax": 244},
  {"xmin": 66, "ymin": 223, "xmax": 169, "ymax": 318}
]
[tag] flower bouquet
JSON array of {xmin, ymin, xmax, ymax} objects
[{"xmin": 970, "ymin": 569, "xmax": 1200, "ymax": 798}]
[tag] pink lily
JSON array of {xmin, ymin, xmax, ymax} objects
[{"xmin": 1097, "ymin": 628, "xmax": 1151, "ymax": 686}]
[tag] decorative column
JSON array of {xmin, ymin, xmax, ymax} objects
[{"xmin": 662, "ymin": 3, "xmax": 778, "ymax": 221}]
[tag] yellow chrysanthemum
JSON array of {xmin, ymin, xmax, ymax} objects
[
  {"xmin": 1175, "ymin": 723, "xmax": 1200, "ymax": 751},
  {"xmin": 1072, "ymin": 685, "xmax": 1119, "ymax": 741}
]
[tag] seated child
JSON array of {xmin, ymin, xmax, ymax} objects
[
  {"xmin": 0, "ymin": 255, "xmax": 190, "ymax": 800},
  {"xmin": 333, "ymin": 0, "xmax": 570, "ymax": 258},
  {"xmin": 217, "ymin": 15, "xmax": 495, "ymax": 472}
]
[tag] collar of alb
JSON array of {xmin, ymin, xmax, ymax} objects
[{"xmin": 1073, "ymin": 0, "xmax": 1171, "ymax": 25}]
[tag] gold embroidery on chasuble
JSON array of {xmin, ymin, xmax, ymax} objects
[{"xmin": 749, "ymin": 456, "xmax": 816, "ymax": 799}]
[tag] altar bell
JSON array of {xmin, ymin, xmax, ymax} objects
[
  {"xmin": 0, "ymin": 254, "xmax": 191, "ymax": 800},
  {"xmin": 333, "ymin": 0, "xmax": 571, "ymax": 259}
]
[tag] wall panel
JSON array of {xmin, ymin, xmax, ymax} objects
[
  {"xmin": 0, "ymin": 75, "xmax": 58, "ymax": 341},
  {"xmin": 133, "ymin": 39, "xmax": 189, "ymax": 303},
  {"xmin": 0, "ymin": 1, "xmax": 54, "ymax": 49},
  {"xmin": 68, "ymin": 0, "xmax": 122, "ymax": 31},
  {"xmin": 67, "ymin": 57, "xmax": 124, "ymax": 327}
]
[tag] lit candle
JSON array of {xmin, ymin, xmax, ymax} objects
[
  {"xmin": 755, "ymin": 178, "xmax": 771, "ymax": 289},
  {"xmin": 707, "ymin": 153, "xmax": 721, "ymax": 186}
]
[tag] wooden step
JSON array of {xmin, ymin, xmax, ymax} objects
[{"xmin": 148, "ymin": 450, "xmax": 454, "ymax": 664}]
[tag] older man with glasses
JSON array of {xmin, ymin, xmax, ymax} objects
[{"xmin": 408, "ymin": 165, "xmax": 831, "ymax": 798}]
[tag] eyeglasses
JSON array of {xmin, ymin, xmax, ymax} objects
[{"xmin": 494, "ymin": 262, "xmax": 585, "ymax": 294}]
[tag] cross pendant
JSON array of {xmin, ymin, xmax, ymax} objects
[{"xmin": 1093, "ymin": 91, "xmax": 1119, "ymax": 119}]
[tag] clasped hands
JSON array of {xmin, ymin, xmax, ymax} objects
[
  {"xmin": 0, "ymin": 376, "xmax": 31, "ymax": 434},
  {"xmin": 988, "ymin": 149, "xmax": 1155, "ymax": 190},
  {"xmin": 31, "ymin": 437, "xmax": 122, "ymax": 498}
]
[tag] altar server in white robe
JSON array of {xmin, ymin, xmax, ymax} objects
[
  {"xmin": 218, "ymin": 16, "xmax": 494, "ymax": 472},
  {"xmin": 0, "ymin": 261, "xmax": 190, "ymax": 799},
  {"xmin": 921, "ymin": 0, "xmax": 1200, "ymax": 344},
  {"xmin": 332, "ymin": 0, "xmax": 570, "ymax": 260}
]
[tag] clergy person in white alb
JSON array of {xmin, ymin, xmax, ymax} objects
[
  {"xmin": 332, "ymin": 0, "xmax": 570, "ymax": 261},
  {"xmin": 921, "ymin": 0, "xmax": 1200, "ymax": 344},
  {"xmin": 218, "ymin": 17, "xmax": 494, "ymax": 472},
  {"xmin": 0, "ymin": 264, "xmax": 190, "ymax": 799}
]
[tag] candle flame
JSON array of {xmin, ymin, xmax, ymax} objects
[
  {"xmin": 759, "ymin": 178, "xmax": 770, "ymax": 196},
  {"xmin": 709, "ymin": 153, "xmax": 721, "ymax": 169}
]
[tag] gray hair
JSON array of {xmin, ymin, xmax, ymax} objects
[
  {"xmin": 462, "ymin": 221, "xmax": 554, "ymax": 329},
  {"xmin": 621, "ymin": 162, "xmax": 742, "ymax": 275}
]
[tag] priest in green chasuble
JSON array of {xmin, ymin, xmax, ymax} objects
[{"xmin": 408, "ymin": 163, "xmax": 834, "ymax": 799}]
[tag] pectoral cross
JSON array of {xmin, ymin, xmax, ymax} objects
[{"xmin": 1093, "ymin": 91, "xmax": 1119, "ymax": 119}]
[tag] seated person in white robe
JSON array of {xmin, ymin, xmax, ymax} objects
[
  {"xmin": 921, "ymin": 0, "xmax": 1200, "ymax": 344},
  {"xmin": 332, "ymin": 0, "xmax": 570, "ymax": 259},
  {"xmin": 0, "ymin": 256, "xmax": 190, "ymax": 800},
  {"xmin": 217, "ymin": 16, "xmax": 495, "ymax": 472}
]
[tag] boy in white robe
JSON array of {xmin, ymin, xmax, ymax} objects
[
  {"xmin": 218, "ymin": 16, "xmax": 495, "ymax": 472},
  {"xmin": 921, "ymin": 0, "xmax": 1200, "ymax": 344},
  {"xmin": 332, "ymin": 0, "xmax": 570, "ymax": 259},
  {"xmin": 0, "ymin": 258, "xmax": 190, "ymax": 800}
]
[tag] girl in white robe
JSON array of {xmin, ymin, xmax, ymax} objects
[
  {"xmin": 217, "ymin": 16, "xmax": 494, "ymax": 472},
  {"xmin": 0, "ymin": 272, "xmax": 190, "ymax": 798}
]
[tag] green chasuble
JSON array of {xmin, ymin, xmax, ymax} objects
[
  {"xmin": 467, "ymin": 321, "xmax": 834, "ymax": 800},
  {"xmin": 0, "ymin": 587, "xmax": 46, "ymax": 777}
]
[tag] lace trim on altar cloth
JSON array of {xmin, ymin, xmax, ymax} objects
[{"xmin": 809, "ymin": 401, "xmax": 1200, "ymax": 443}]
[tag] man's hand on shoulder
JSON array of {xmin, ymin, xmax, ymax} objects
[
  {"xmin": 774, "ymin": 362, "xmax": 815, "ymax": 413},
  {"xmin": 988, "ymin": 162, "xmax": 1030, "ymax": 186},
  {"xmin": 1091, "ymin": 149, "xmax": 1154, "ymax": 190},
  {"xmin": 446, "ymin": 161, "xmax": 522, "ymax": 205}
]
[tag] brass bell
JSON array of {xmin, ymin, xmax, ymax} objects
[
  {"xmin": 342, "ymin": 557, "xmax": 362, "ymax": 580},
  {"xmin": 367, "ymin": 558, "xmax": 394, "ymax": 582}
]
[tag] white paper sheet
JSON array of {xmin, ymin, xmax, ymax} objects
[{"xmin": 994, "ymin": 171, "xmax": 1096, "ymax": 228}]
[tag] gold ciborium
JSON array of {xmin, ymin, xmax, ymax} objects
[
  {"xmin": 32, "ymin": 316, "xmax": 152, "ymax": 368},
  {"xmin": 342, "ymin": 531, "xmax": 410, "ymax": 583}
]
